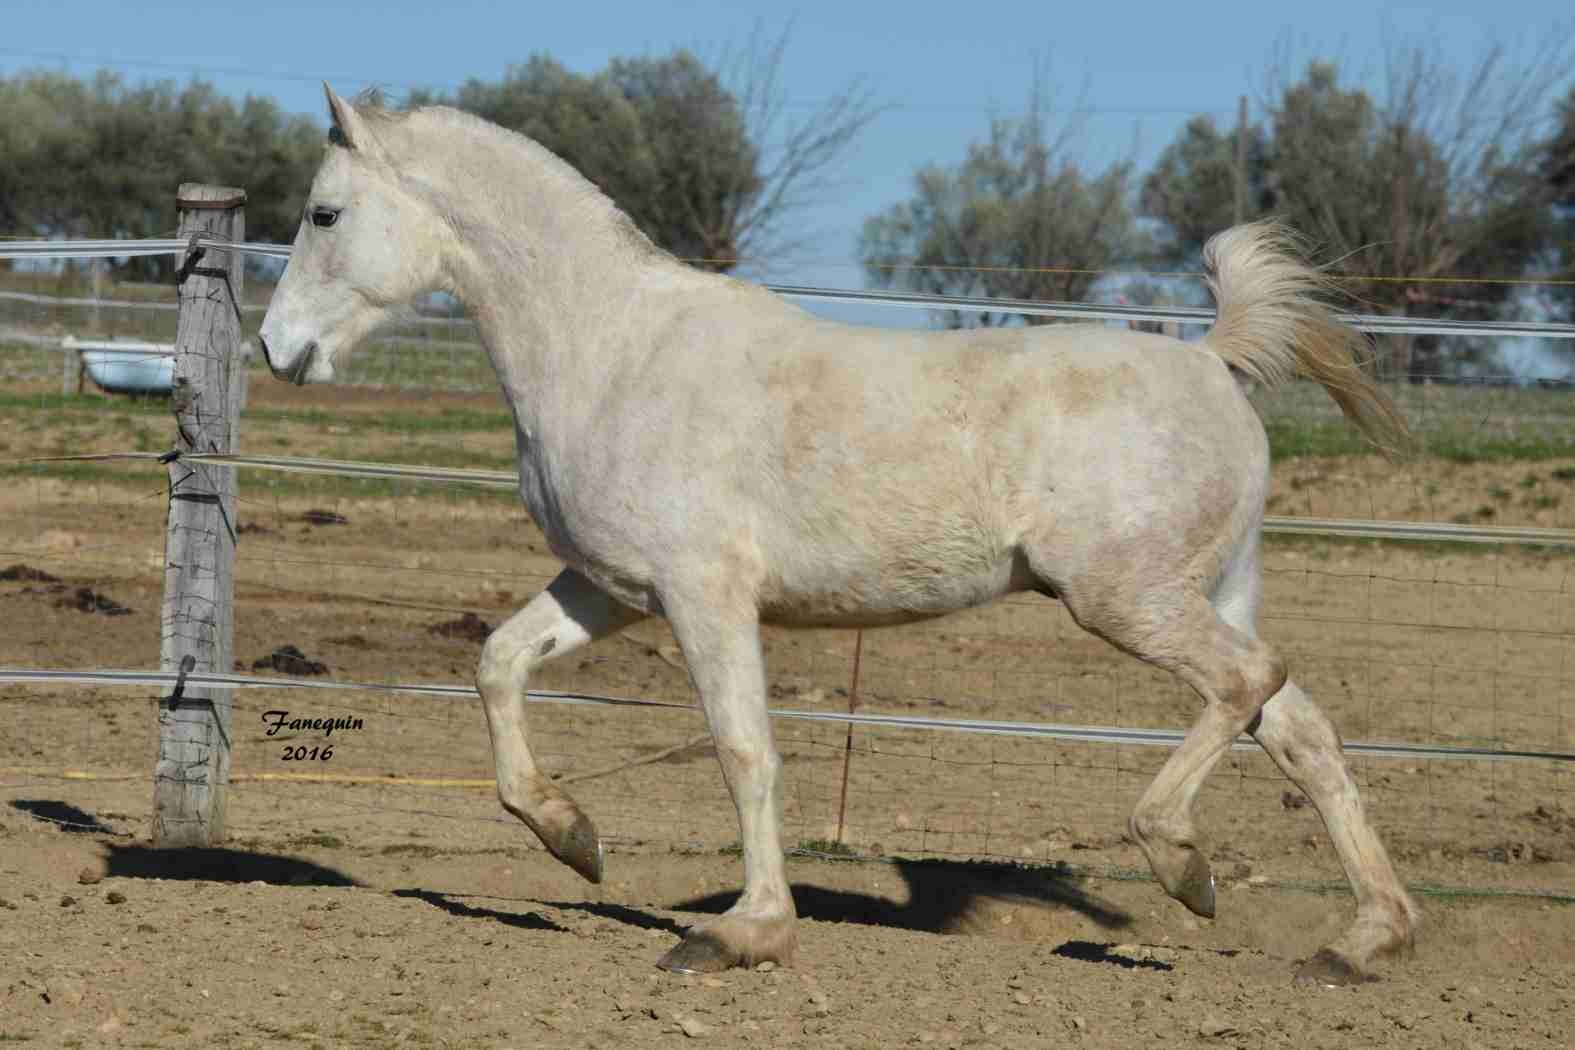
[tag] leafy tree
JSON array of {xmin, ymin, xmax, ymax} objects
[
  {"xmin": 1546, "ymin": 85, "xmax": 1575, "ymax": 326},
  {"xmin": 1266, "ymin": 54, "xmax": 1561, "ymax": 380},
  {"xmin": 415, "ymin": 33, "xmax": 878, "ymax": 272},
  {"xmin": 1142, "ymin": 44, "xmax": 1571, "ymax": 381},
  {"xmin": 0, "ymin": 71, "xmax": 322, "ymax": 278},
  {"xmin": 860, "ymin": 90, "xmax": 1137, "ymax": 328},
  {"xmin": 1139, "ymin": 114, "xmax": 1274, "ymax": 261}
]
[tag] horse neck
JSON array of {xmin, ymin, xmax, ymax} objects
[{"xmin": 432, "ymin": 145, "xmax": 686, "ymax": 440}]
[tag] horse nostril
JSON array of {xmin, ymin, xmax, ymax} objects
[{"xmin": 289, "ymin": 342, "xmax": 319, "ymax": 386}]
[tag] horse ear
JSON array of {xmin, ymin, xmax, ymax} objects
[{"xmin": 323, "ymin": 83, "xmax": 367, "ymax": 151}]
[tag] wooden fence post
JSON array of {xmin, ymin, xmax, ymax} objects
[{"xmin": 153, "ymin": 184, "xmax": 246, "ymax": 847}]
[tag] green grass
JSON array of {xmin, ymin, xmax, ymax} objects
[
  {"xmin": 1254, "ymin": 379, "xmax": 1575, "ymax": 463},
  {"xmin": 1262, "ymin": 530, "xmax": 1571, "ymax": 561},
  {"xmin": 242, "ymin": 403, "xmax": 512, "ymax": 435}
]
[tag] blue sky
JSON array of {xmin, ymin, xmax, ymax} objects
[{"xmin": 3, "ymin": 1, "xmax": 1572, "ymax": 339}]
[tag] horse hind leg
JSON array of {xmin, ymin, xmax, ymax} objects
[
  {"xmin": 1209, "ymin": 547, "xmax": 1418, "ymax": 983},
  {"xmin": 476, "ymin": 569, "xmax": 647, "ymax": 882},
  {"xmin": 1250, "ymin": 682, "xmax": 1420, "ymax": 984},
  {"xmin": 1052, "ymin": 576, "xmax": 1287, "ymax": 920}
]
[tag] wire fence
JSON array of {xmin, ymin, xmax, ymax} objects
[{"xmin": 2, "ymin": 234, "xmax": 1574, "ymax": 899}]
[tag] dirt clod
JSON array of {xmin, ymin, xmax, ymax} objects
[
  {"xmin": 428, "ymin": 612, "xmax": 491, "ymax": 642},
  {"xmin": 57, "ymin": 586, "xmax": 131, "ymax": 615},
  {"xmin": 0, "ymin": 563, "xmax": 60, "ymax": 582},
  {"xmin": 251, "ymin": 644, "xmax": 328, "ymax": 676}
]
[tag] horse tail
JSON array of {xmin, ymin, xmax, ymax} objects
[{"xmin": 1200, "ymin": 221, "xmax": 1410, "ymax": 456}]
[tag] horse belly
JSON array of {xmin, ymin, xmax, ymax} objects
[{"xmin": 759, "ymin": 552, "xmax": 1020, "ymax": 629}]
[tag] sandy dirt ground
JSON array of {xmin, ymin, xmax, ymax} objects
[{"xmin": 3, "ymin": 380, "xmax": 1573, "ymax": 1047}]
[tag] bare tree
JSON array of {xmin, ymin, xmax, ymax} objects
[{"xmin": 703, "ymin": 23, "xmax": 884, "ymax": 271}]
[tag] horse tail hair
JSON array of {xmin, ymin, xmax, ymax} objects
[{"xmin": 1200, "ymin": 221, "xmax": 1411, "ymax": 456}]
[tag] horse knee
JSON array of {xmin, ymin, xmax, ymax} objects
[{"xmin": 477, "ymin": 631, "xmax": 531, "ymax": 703}]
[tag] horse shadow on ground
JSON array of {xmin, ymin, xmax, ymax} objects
[
  {"xmin": 391, "ymin": 888, "xmax": 570, "ymax": 933},
  {"xmin": 391, "ymin": 858, "xmax": 1132, "ymax": 952},
  {"xmin": 396, "ymin": 890, "xmax": 686, "ymax": 937},
  {"xmin": 7, "ymin": 798, "xmax": 359, "ymax": 888},
  {"xmin": 676, "ymin": 857, "xmax": 1132, "ymax": 936}
]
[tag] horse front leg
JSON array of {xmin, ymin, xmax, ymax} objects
[
  {"xmin": 655, "ymin": 579, "xmax": 797, "ymax": 974},
  {"xmin": 477, "ymin": 569, "xmax": 647, "ymax": 882}
]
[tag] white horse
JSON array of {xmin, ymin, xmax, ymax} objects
[{"xmin": 260, "ymin": 87, "xmax": 1420, "ymax": 984}]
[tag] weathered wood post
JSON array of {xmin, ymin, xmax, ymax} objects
[{"xmin": 153, "ymin": 184, "xmax": 245, "ymax": 846}]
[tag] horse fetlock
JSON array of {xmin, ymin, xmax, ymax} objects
[
  {"xmin": 657, "ymin": 913, "xmax": 798, "ymax": 975},
  {"xmin": 1296, "ymin": 909, "xmax": 1415, "ymax": 987},
  {"xmin": 1293, "ymin": 947, "xmax": 1378, "ymax": 988}
]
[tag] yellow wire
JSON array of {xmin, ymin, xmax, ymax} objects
[{"xmin": 0, "ymin": 766, "xmax": 492, "ymax": 788}]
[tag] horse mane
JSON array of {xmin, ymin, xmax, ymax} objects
[{"xmin": 338, "ymin": 92, "xmax": 676, "ymax": 266}]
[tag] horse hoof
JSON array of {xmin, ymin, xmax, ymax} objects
[
  {"xmin": 1294, "ymin": 948, "xmax": 1377, "ymax": 988},
  {"xmin": 657, "ymin": 932, "xmax": 739, "ymax": 975},
  {"xmin": 546, "ymin": 811, "xmax": 603, "ymax": 884},
  {"xmin": 1173, "ymin": 850, "xmax": 1216, "ymax": 919}
]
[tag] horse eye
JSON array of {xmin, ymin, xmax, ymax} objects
[{"xmin": 310, "ymin": 207, "xmax": 341, "ymax": 229}]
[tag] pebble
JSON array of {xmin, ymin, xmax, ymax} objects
[
  {"xmin": 1199, "ymin": 1016, "xmax": 1236, "ymax": 1038},
  {"xmin": 676, "ymin": 1015, "xmax": 710, "ymax": 1038},
  {"xmin": 77, "ymin": 867, "xmax": 102, "ymax": 885},
  {"xmin": 754, "ymin": 961, "xmax": 776, "ymax": 972},
  {"xmin": 106, "ymin": 891, "xmax": 126, "ymax": 905},
  {"xmin": 59, "ymin": 895, "xmax": 77, "ymax": 908}
]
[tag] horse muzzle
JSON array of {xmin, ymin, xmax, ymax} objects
[{"xmin": 258, "ymin": 335, "xmax": 319, "ymax": 386}]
